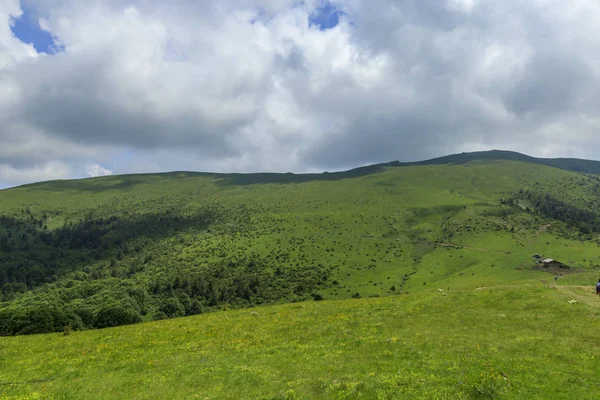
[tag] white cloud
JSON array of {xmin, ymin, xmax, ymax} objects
[
  {"xmin": 1, "ymin": 0, "xmax": 600, "ymax": 187},
  {"xmin": 0, "ymin": 161, "xmax": 71, "ymax": 186},
  {"xmin": 85, "ymin": 163, "xmax": 113, "ymax": 177},
  {"xmin": 0, "ymin": 0, "xmax": 37, "ymax": 69},
  {"xmin": 446, "ymin": 0, "xmax": 478, "ymax": 14}
]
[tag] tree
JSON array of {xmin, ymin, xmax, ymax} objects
[
  {"xmin": 94, "ymin": 306, "xmax": 141, "ymax": 328},
  {"xmin": 159, "ymin": 298, "xmax": 185, "ymax": 318},
  {"xmin": 188, "ymin": 299, "xmax": 204, "ymax": 315}
]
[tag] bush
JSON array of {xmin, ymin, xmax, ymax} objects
[
  {"xmin": 0, "ymin": 309, "xmax": 13, "ymax": 335},
  {"xmin": 152, "ymin": 311, "xmax": 168, "ymax": 321},
  {"xmin": 74, "ymin": 308, "xmax": 95, "ymax": 327},
  {"xmin": 188, "ymin": 299, "xmax": 204, "ymax": 315},
  {"xmin": 177, "ymin": 292, "xmax": 192, "ymax": 314},
  {"xmin": 159, "ymin": 298, "xmax": 185, "ymax": 318},
  {"xmin": 311, "ymin": 293, "xmax": 324, "ymax": 301},
  {"xmin": 94, "ymin": 306, "xmax": 141, "ymax": 328},
  {"xmin": 0, "ymin": 307, "xmax": 84, "ymax": 336}
]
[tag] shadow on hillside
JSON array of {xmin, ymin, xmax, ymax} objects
[
  {"xmin": 213, "ymin": 162, "xmax": 398, "ymax": 186},
  {"xmin": 15, "ymin": 165, "xmax": 395, "ymax": 192},
  {"xmin": 11, "ymin": 150, "xmax": 600, "ymax": 195},
  {"xmin": 0, "ymin": 206, "xmax": 222, "ymax": 289},
  {"xmin": 17, "ymin": 172, "xmax": 215, "ymax": 194}
]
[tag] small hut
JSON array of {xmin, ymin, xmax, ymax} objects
[{"xmin": 542, "ymin": 258, "xmax": 569, "ymax": 269}]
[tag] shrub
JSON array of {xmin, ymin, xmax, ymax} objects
[
  {"xmin": 159, "ymin": 298, "xmax": 186, "ymax": 318},
  {"xmin": 188, "ymin": 299, "xmax": 204, "ymax": 315},
  {"xmin": 0, "ymin": 307, "xmax": 85, "ymax": 336},
  {"xmin": 94, "ymin": 306, "xmax": 141, "ymax": 328},
  {"xmin": 74, "ymin": 308, "xmax": 95, "ymax": 327},
  {"xmin": 152, "ymin": 311, "xmax": 168, "ymax": 321},
  {"xmin": 311, "ymin": 293, "xmax": 324, "ymax": 301}
]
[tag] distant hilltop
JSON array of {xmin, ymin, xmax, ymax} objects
[{"xmin": 10, "ymin": 149, "xmax": 600, "ymax": 190}]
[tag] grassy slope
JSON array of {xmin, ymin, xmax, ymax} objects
[
  {"xmin": 3, "ymin": 160, "xmax": 600, "ymax": 303},
  {"xmin": 407, "ymin": 149, "xmax": 600, "ymax": 175},
  {"xmin": 1, "ymin": 157, "xmax": 600, "ymax": 397},
  {"xmin": 1, "ymin": 284, "xmax": 599, "ymax": 399}
]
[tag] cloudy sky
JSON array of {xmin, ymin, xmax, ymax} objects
[{"xmin": 1, "ymin": 0, "xmax": 600, "ymax": 188}]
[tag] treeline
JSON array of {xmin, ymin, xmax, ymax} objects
[
  {"xmin": 0, "ymin": 204, "xmax": 332, "ymax": 336},
  {"xmin": 0, "ymin": 255, "xmax": 329, "ymax": 335},
  {"xmin": 0, "ymin": 304, "xmax": 142, "ymax": 335},
  {"xmin": 0, "ymin": 206, "xmax": 223, "ymax": 289},
  {"xmin": 502, "ymin": 190, "xmax": 600, "ymax": 233}
]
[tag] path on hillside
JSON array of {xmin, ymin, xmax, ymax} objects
[
  {"xmin": 437, "ymin": 242, "xmax": 511, "ymax": 254},
  {"xmin": 524, "ymin": 222, "xmax": 554, "ymax": 250},
  {"xmin": 470, "ymin": 283, "xmax": 599, "ymax": 310},
  {"xmin": 555, "ymin": 285, "xmax": 600, "ymax": 309},
  {"xmin": 538, "ymin": 223, "xmax": 553, "ymax": 234}
]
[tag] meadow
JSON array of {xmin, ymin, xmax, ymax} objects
[
  {"xmin": 2, "ymin": 157, "xmax": 600, "ymax": 335},
  {"xmin": 1, "ymin": 282, "xmax": 599, "ymax": 399},
  {"xmin": 1, "ymin": 152, "xmax": 600, "ymax": 397}
]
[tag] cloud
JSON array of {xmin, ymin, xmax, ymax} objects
[
  {"xmin": 1, "ymin": 0, "xmax": 600, "ymax": 187},
  {"xmin": 85, "ymin": 163, "xmax": 113, "ymax": 178},
  {"xmin": 0, "ymin": 161, "xmax": 72, "ymax": 187},
  {"xmin": 0, "ymin": 0, "xmax": 37, "ymax": 68}
]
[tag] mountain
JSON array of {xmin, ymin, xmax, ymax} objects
[
  {"xmin": 8, "ymin": 150, "xmax": 600, "ymax": 189},
  {"xmin": 1, "ymin": 150, "xmax": 600, "ymax": 336},
  {"xmin": 404, "ymin": 149, "xmax": 600, "ymax": 175},
  {"xmin": 1, "ymin": 150, "xmax": 600, "ymax": 398}
]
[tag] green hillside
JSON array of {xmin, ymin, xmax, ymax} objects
[
  {"xmin": 405, "ymin": 149, "xmax": 600, "ymax": 175},
  {"xmin": 1, "ymin": 152, "xmax": 600, "ymax": 337},
  {"xmin": 1, "ymin": 284, "xmax": 599, "ymax": 399},
  {"xmin": 1, "ymin": 151, "xmax": 600, "ymax": 398}
]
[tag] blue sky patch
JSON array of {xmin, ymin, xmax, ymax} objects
[
  {"xmin": 10, "ymin": 2, "xmax": 62, "ymax": 54},
  {"xmin": 309, "ymin": 1, "xmax": 345, "ymax": 30}
]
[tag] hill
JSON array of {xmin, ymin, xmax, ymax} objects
[
  {"xmin": 0, "ymin": 283, "xmax": 599, "ymax": 399},
  {"xmin": 404, "ymin": 149, "xmax": 600, "ymax": 175},
  {"xmin": 1, "ymin": 151, "xmax": 600, "ymax": 336},
  {"xmin": 1, "ymin": 150, "xmax": 600, "ymax": 397}
]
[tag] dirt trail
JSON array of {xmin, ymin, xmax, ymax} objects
[
  {"xmin": 437, "ymin": 243, "xmax": 510, "ymax": 254},
  {"xmin": 555, "ymin": 285, "xmax": 600, "ymax": 309},
  {"xmin": 538, "ymin": 223, "xmax": 553, "ymax": 234}
]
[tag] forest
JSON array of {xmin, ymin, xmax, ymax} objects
[
  {"xmin": 0, "ymin": 203, "xmax": 332, "ymax": 335},
  {"xmin": 503, "ymin": 190, "xmax": 600, "ymax": 234}
]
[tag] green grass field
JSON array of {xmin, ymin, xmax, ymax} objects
[
  {"xmin": 1, "ymin": 282, "xmax": 599, "ymax": 399},
  {"xmin": 1, "ymin": 152, "xmax": 600, "ymax": 398}
]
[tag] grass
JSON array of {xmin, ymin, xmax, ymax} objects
[
  {"xmin": 1, "ymin": 283, "xmax": 599, "ymax": 399},
  {"xmin": 2, "ymin": 159, "xmax": 600, "ymax": 320},
  {"xmin": 2, "ymin": 154, "xmax": 600, "ymax": 397}
]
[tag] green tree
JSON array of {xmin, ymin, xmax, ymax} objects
[{"xmin": 159, "ymin": 298, "xmax": 185, "ymax": 318}]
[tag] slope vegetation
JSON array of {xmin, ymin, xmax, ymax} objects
[
  {"xmin": 1, "ymin": 153, "xmax": 600, "ymax": 335},
  {"xmin": 406, "ymin": 149, "xmax": 600, "ymax": 175},
  {"xmin": 0, "ymin": 283, "xmax": 598, "ymax": 399}
]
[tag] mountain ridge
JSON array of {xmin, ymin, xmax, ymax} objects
[
  {"xmin": 402, "ymin": 149, "xmax": 600, "ymax": 174},
  {"xmin": 8, "ymin": 149, "xmax": 600, "ymax": 191},
  {"xmin": 2, "ymin": 148, "xmax": 600, "ymax": 337}
]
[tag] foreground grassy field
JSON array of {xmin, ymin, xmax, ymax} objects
[{"xmin": 1, "ymin": 280, "xmax": 599, "ymax": 399}]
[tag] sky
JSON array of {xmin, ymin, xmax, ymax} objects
[{"xmin": 1, "ymin": 0, "xmax": 600, "ymax": 188}]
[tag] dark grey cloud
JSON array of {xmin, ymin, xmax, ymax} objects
[{"xmin": 503, "ymin": 52, "xmax": 596, "ymax": 116}]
